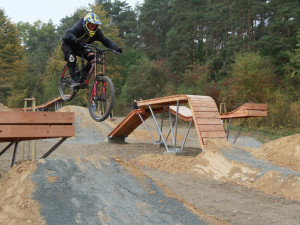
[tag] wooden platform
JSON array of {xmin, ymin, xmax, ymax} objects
[
  {"xmin": 0, "ymin": 112, "xmax": 75, "ymax": 142},
  {"xmin": 220, "ymin": 103, "xmax": 267, "ymax": 119}
]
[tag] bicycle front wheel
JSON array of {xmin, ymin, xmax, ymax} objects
[
  {"xmin": 59, "ymin": 64, "xmax": 77, "ymax": 102},
  {"xmin": 88, "ymin": 76, "xmax": 115, "ymax": 122}
]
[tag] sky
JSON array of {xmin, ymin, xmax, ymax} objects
[{"xmin": 0, "ymin": 0, "xmax": 141, "ymax": 25}]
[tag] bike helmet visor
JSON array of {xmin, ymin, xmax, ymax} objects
[{"xmin": 83, "ymin": 13, "xmax": 102, "ymax": 37}]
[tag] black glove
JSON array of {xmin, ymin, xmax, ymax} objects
[{"xmin": 115, "ymin": 48, "xmax": 122, "ymax": 54}]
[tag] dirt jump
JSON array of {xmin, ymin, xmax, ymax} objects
[{"xmin": 0, "ymin": 104, "xmax": 300, "ymax": 225}]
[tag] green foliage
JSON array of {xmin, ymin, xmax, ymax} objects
[
  {"xmin": 95, "ymin": 0, "xmax": 138, "ymax": 47},
  {"xmin": 265, "ymin": 91, "xmax": 300, "ymax": 129},
  {"xmin": 177, "ymin": 64, "xmax": 209, "ymax": 95},
  {"xmin": 284, "ymin": 30, "xmax": 300, "ymax": 101},
  {"xmin": 121, "ymin": 57, "xmax": 168, "ymax": 104},
  {"xmin": 220, "ymin": 52, "xmax": 277, "ymax": 109},
  {"xmin": 0, "ymin": 9, "xmax": 28, "ymax": 106}
]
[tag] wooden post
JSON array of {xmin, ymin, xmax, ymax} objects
[
  {"xmin": 32, "ymin": 99, "xmax": 36, "ymax": 161},
  {"xmin": 23, "ymin": 98, "xmax": 37, "ymax": 161},
  {"xmin": 220, "ymin": 103, "xmax": 227, "ymax": 128}
]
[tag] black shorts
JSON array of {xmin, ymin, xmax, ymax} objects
[{"xmin": 61, "ymin": 42, "xmax": 93, "ymax": 61}]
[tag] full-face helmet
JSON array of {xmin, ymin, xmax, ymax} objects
[{"xmin": 83, "ymin": 12, "xmax": 102, "ymax": 37}]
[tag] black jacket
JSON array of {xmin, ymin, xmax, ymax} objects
[{"xmin": 63, "ymin": 18, "xmax": 118, "ymax": 49}]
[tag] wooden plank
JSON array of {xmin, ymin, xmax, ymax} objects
[
  {"xmin": 138, "ymin": 95, "xmax": 188, "ymax": 107},
  {"xmin": 192, "ymin": 106, "xmax": 218, "ymax": 112},
  {"xmin": 247, "ymin": 110, "xmax": 267, "ymax": 117},
  {"xmin": 197, "ymin": 118, "xmax": 223, "ymax": 125},
  {"xmin": 201, "ymin": 131, "xmax": 226, "ymax": 138},
  {"xmin": 0, "ymin": 112, "xmax": 75, "ymax": 124},
  {"xmin": 188, "ymin": 101, "xmax": 217, "ymax": 108},
  {"xmin": 198, "ymin": 124, "xmax": 225, "ymax": 132},
  {"xmin": 194, "ymin": 112, "xmax": 221, "ymax": 118},
  {"xmin": 245, "ymin": 103, "xmax": 267, "ymax": 110},
  {"xmin": 187, "ymin": 95, "xmax": 213, "ymax": 100},
  {"xmin": 0, "ymin": 125, "xmax": 75, "ymax": 138}
]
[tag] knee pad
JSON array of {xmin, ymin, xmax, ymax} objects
[{"xmin": 66, "ymin": 53, "xmax": 76, "ymax": 65}]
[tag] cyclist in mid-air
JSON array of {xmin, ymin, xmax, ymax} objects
[{"xmin": 61, "ymin": 12, "xmax": 122, "ymax": 88}]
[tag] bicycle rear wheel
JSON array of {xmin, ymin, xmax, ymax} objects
[
  {"xmin": 88, "ymin": 76, "xmax": 115, "ymax": 122},
  {"xmin": 59, "ymin": 64, "xmax": 77, "ymax": 102}
]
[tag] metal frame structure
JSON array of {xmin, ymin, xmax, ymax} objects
[
  {"xmin": 0, "ymin": 137, "xmax": 69, "ymax": 167},
  {"xmin": 137, "ymin": 101, "xmax": 194, "ymax": 152},
  {"xmin": 225, "ymin": 117, "xmax": 249, "ymax": 144}
]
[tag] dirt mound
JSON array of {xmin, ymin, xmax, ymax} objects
[
  {"xmin": 128, "ymin": 129, "xmax": 185, "ymax": 142},
  {"xmin": 0, "ymin": 161, "xmax": 45, "ymax": 224},
  {"xmin": 0, "ymin": 157, "xmax": 217, "ymax": 225},
  {"xmin": 57, "ymin": 105, "xmax": 113, "ymax": 143},
  {"xmin": 133, "ymin": 138, "xmax": 300, "ymax": 201},
  {"xmin": 0, "ymin": 103, "xmax": 12, "ymax": 111},
  {"xmin": 256, "ymin": 134, "xmax": 300, "ymax": 171}
]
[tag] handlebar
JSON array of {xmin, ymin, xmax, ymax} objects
[{"xmin": 84, "ymin": 44, "xmax": 120, "ymax": 55}]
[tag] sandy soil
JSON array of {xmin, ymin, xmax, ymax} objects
[{"xmin": 0, "ymin": 105, "xmax": 300, "ymax": 225}]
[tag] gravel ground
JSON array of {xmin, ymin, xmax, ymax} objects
[
  {"xmin": 1, "ymin": 115, "xmax": 300, "ymax": 225},
  {"xmin": 32, "ymin": 157, "xmax": 207, "ymax": 225}
]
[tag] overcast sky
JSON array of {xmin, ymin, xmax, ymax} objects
[{"xmin": 0, "ymin": 0, "xmax": 141, "ymax": 25}]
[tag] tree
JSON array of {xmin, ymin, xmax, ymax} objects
[
  {"xmin": 138, "ymin": 0, "xmax": 171, "ymax": 59},
  {"xmin": 96, "ymin": 0, "xmax": 138, "ymax": 47},
  {"xmin": 0, "ymin": 9, "xmax": 28, "ymax": 106},
  {"xmin": 16, "ymin": 20, "xmax": 59, "ymax": 102},
  {"xmin": 221, "ymin": 52, "xmax": 277, "ymax": 108}
]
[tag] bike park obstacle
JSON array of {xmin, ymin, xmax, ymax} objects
[
  {"xmin": 220, "ymin": 103, "xmax": 267, "ymax": 144},
  {"xmin": 108, "ymin": 95, "xmax": 268, "ymax": 153},
  {"xmin": 12, "ymin": 96, "xmax": 67, "ymax": 112},
  {"xmin": 108, "ymin": 95, "xmax": 226, "ymax": 151},
  {"xmin": 0, "ymin": 111, "xmax": 75, "ymax": 167}
]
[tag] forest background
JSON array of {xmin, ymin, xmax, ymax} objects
[{"xmin": 0, "ymin": 0, "xmax": 299, "ymax": 134}]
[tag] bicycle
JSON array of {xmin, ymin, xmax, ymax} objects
[{"xmin": 59, "ymin": 44, "xmax": 118, "ymax": 122}]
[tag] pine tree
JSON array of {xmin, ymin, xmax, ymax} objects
[{"xmin": 0, "ymin": 9, "xmax": 28, "ymax": 106}]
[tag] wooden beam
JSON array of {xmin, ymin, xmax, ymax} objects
[
  {"xmin": 0, "ymin": 112, "xmax": 75, "ymax": 124},
  {"xmin": 0, "ymin": 125, "xmax": 75, "ymax": 139}
]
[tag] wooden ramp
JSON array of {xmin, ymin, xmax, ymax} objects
[
  {"xmin": 108, "ymin": 109, "xmax": 152, "ymax": 138},
  {"xmin": 109, "ymin": 95, "xmax": 226, "ymax": 149},
  {"xmin": 220, "ymin": 103, "xmax": 267, "ymax": 119}
]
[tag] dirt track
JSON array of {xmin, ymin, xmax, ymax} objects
[{"xmin": 0, "ymin": 106, "xmax": 300, "ymax": 224}]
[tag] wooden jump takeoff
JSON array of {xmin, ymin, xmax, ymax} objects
[
  {"xmin": 108, "ymin": 95, "xmax": 267, "ymax": 152},
  {"xmin": 0, "ymin": 112, "xmax": 75, "ymax": 167}
]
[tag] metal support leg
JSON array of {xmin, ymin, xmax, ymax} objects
[
  {"xmin": 158, "ymin": 113, "xmax": 164, "ymax": 143},
  {"xmin": 226, "ymin": 118, "xmax": 232, "ymax": 140},
  {"xmin": 169, "ymin": 109, "xmax": 175, "ymax": 145},
  {"xmin": 174, "ymin": 101, "xmax": 179, "ymax": 149},
  {"xmin": 180, "ymin": 118, "xmax": 193, "ymax": 151},
  {"xmin": 0, "ymin": 142, "xmax": 15, "ymax": 156},
  {"xmin": 148, "ymin": 105, "xmax": 169, "ymax": 152},
  {"xmin": 41, "ymin": 137, "xmax": 68, "ymax": 159},
  {"xmin": 233, "ymin": 118, "xmax": 248, "ymax": 144},
  {"xmin": 165, "ymin": 120, "xmax": 176, "ymax": 142},
  {"xmin": 11, "ymin": 142, "xmax": 19, "ymax": 167},
  {"xmin": 138, "ymin": 113, "xmax": 156, "ymax": 144}
]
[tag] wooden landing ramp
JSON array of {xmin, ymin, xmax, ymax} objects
[
  {"xmin": 108, "ymin": 109, "xmax": 152, "ymax": 138},
  {"xmin": 220, "ymin": 103, "xmax": 267, "ymax": 119},
  {"xmin": 109, "ymin": 95, "xmax": 226, "ymax": 149},
  {"xmin": 0, "ymin": 112, "xmax": 75, "ymax": 142}
]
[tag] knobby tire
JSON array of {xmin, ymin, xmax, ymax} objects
[{"xmin": 88, "ymin": 76, "xmax": 115, "ymax": 122}]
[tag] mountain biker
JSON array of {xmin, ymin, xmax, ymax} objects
[{"xmin": 61, "ymin": 12, "xmax": 122, "ymax": 88}]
